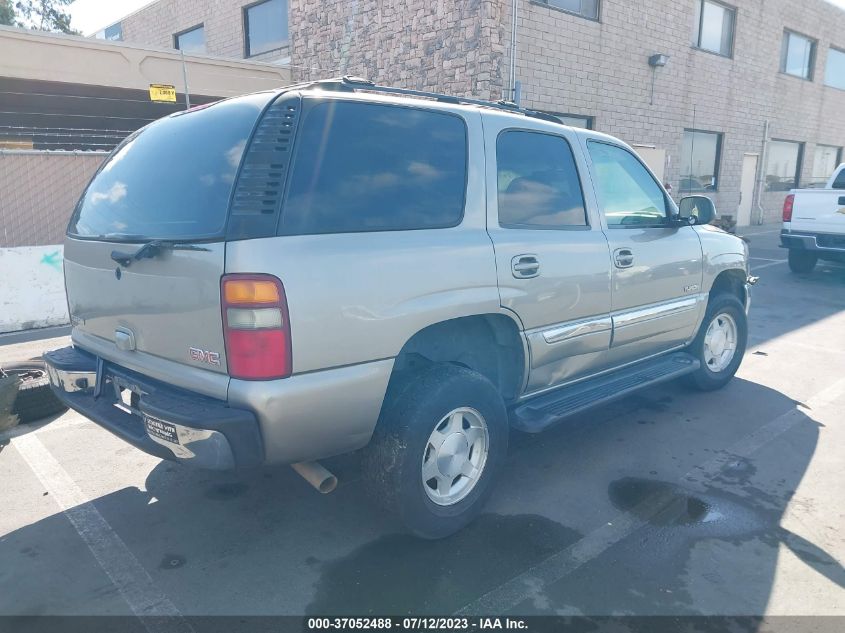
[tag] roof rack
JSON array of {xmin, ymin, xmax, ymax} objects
[{"xmin": 305, "ymin": 76, "xmax": 565, "ymax": 125}]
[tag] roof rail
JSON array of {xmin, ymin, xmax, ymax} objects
[{"xmin": 305, "ymin": 76, "xmax": 565, "ymax": 124}]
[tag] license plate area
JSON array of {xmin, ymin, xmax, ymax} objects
[{"xmin": 144, "ymin": 415, "xmax": 180, "ymax": 445}]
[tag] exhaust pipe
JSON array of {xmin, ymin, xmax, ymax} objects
[{"xmin": 291, "ymin": 461, "xmax": 337, "ymax": 494}]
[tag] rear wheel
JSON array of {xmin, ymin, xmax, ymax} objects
[
  {"xmin": 4, "ymin": 361, "xmax": 68, "ymax": 423},
  {"xmin": 788, "ymin": 249, "xmax": 817, "ymax": 273},
  {"xmin": 684, "ymin": 294, "xmax": 747, "ymax": 391},
  {"xmin": 363, "ymin": 364, "xmax": 508, "ymax": 539}
]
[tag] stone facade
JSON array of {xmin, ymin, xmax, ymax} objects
[{"xmin": 103, "ymin": 0, "xmax": 845, "ymax": 223}]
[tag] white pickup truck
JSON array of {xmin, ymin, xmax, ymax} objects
[{"xmin": 781, "ymin": 163, "xmax": 845, "ymax": 273}]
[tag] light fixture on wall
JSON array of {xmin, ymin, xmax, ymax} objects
[
  {"xmin": 648, "ymin": 53, "xmax": 669, "ymax": 105},
  {"xmin": 648, "ymin": 53, "xmax": 669, "ymax": 67}
]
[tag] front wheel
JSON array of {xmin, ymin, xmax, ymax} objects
[
  {"xmin": 363, "ymin": 364, "xmax": 508, "ymax": 539},
  {"xmin": 684, "ymin": 294, "xmax": 748, "ymax": 391},
  {"xmin": 788, "ymin": 249, "xmax": 817, "ymax": 273}
]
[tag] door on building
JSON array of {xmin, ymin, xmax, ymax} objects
[
  {"xmin": 737, "ymin": 153, "xmax": 759, "ymax": 227},
  {"xmin": 484, "ymin": 122, "xmax": 613, "ymax": 394},
  {"xmin": 632, "ymin": 145, "xmax": 667, "ymax": 183},
  {"xmin": 584, "ymin": 139, "xmax": 704, "ymax": 368}
]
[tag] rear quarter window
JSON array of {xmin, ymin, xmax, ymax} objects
[
  {"xmin": 280, "ymin": 100, "xmax": 468, "ymax": 234},
  {"xmin": 69, "ymin": 93, "xmax": 271, "ymax": 241}
]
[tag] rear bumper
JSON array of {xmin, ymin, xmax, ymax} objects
[
  {"xmin": 780, "ymin": 229, "xmax": 845, "ymax": 254},
  {"xmin": 43, "ymin": 346, "xmax": 262, "ymax": 470}
]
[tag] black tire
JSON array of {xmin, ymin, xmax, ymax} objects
[
  {"xmin": 788, "ymin": 249, "xmax": 817, "ymax": 273},
  {"xmin": 684, "ymin": 294, "xmax": 747, "ymax": 392},
  {"xmin": 363, "ymin": 364, "xmax": 508, "ymax": 539},
  {"xmin": 4, "ymin": 361, "xmax": 68, "ymax": 423}
]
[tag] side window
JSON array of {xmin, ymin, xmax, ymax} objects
[
  {"xmin": 496, "ymin": 130, "xmax": 587, "ymax": 229},
  {"xmin": 282, "ymin": 101, "xmax": 467, "ymax": 234},
  {"xmin": 587, "ymin": 140, "xmax": 668, "ymax": 228},
  {"xmin": 832, "ymin": 169, "xmax": 845, "ymax": 189}
]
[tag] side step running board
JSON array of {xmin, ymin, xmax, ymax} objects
[{"xmin": 510, "ymin": 352, "xmax": 700, "ymax": 433}]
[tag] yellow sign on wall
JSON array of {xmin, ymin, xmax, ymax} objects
[{"xmin": 149, "ymin": 84, "xmax": 177, "ymax": 103}]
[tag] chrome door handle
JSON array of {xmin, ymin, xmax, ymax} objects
[
  {"xmin": 512, "ymin": 254, "xmax": 540, "ymax": 279},
  {"xmin": 614, "ymin": 248, "xmax": 634, "ymax": 268}
]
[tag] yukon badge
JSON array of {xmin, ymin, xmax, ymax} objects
[{"xmin": 189, "ymin": 347, "xmax": 221, "ymax": 366}]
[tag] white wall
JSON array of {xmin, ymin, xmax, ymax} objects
[{"xmin": 0, "ymin": 245, "xmax": 69, "ymax": 333}]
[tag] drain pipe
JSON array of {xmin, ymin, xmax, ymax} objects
[
  {"xmin": 508, "ymin": 0, "xmax": 519, "ymax": 101},
  {"xmin": 292, "ymin": 461, "xmax": 337, "ymax": 494},
  {"xmin": 754, "ymin": 120, "xmax": 770, "ymax": 225}
]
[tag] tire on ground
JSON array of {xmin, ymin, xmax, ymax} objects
[
  {"xmin": 788, "ymin": 249, "xmax": 817, "ymax": 274},
  {"xmin": 363, "ymin": 363, "xmax": 508, "ymax": 539},
  {"xmin": 4, "ymin": 360, "xmax": 68, "ymax": 423},
  {"xmin": 684, "ymin": 293, "xmax": 748, "ymax": 392}
]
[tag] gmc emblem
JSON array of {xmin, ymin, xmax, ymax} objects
[{"xmin": 189, "ymin": 347, "xmax": 221, "ymax": 366}]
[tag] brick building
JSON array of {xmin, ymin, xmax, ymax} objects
[{"xmin": 98, "ymin": 0, "xmax": 845, "ymax": 224}]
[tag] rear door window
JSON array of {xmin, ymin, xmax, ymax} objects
[
  {"xmin": 496, "ymin": 130, "xmax": 587, "ymax": 228},
  {"xmin": 69, "ymin": 93, "xmax": 271, "ymax": 241},
  {"xmin": 281, "ymin": 101, "xmax": 467, "ymax": 234}
]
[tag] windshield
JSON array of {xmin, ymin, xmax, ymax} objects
[{"xmin": 68, "ymin": 93, "xmax": 273, "ymax": 242}]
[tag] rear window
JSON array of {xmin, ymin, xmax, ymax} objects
[
  {"xmin": 69, "ymin": 93, "xmax": 271, "ymax": 241},
  {"xmin": 280, "ymin": 100, "xmax": 467, "ymax": 234}
]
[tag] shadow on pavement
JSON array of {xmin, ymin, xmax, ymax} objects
[{"xmin": 0, "ymin": 379, "xmax": 840, "ymax": 619}]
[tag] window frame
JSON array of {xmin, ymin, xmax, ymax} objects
[
  {"xmin": 277, "ymin": 98, "xmax": 470, "ymax": 236},
  {"xmin": 810, "ymin": 144, "xmax": 842, "ymax": 186},
  {"xmin": 173, "ymin": 23, "xmax": 205, "ymax": 54},
  {"xmin": 586, "ymin": 139, "xmax": 672, "ymax": 230},
  {"xmin": 764, "ymin": 138, "xmax": 805, "ymax": 192},
  {"xmin": 692, "ymin": 0, "xmax": 736, "ymax": 59},
  {"xmin": 243, "ymin": 0, "xmax": 289, "ymax": 58},
  {"xmin": 494, "ymin": 127, "xmax": 591, "ymax": 231},
  {"xmin": 824, "ymin": 45, "xmax": 845, "ymax": 91},
  {"xmin": 545, "ymin": 112, "xmax": 595, "ymax": 130},
  {"xmin": 780, "ymin": 29, "xmax": 817, "ymax": 81},
  {"xmin": 680, "ymin": 128, "xmax": 724, "ymax": 193},
  {"xmin": 532, "ymin": 0, "xmax": 601, "ymax": 23}
]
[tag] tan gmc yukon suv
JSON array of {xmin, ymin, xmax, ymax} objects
[{"xmin": 45, "ymin": 77, "xmax": 753, "ymax": 538}]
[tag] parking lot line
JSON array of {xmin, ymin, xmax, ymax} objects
[
  {"xmin": 11, "ymin": 433, "xmax": 194, "ymax": 633},
  {"xmin": 752, "ymin": 259, "xmax": 788, "ymax": 270},
  {"xmin": 455, "ymin": 376, "xmax": 845, "ymax": 615}
]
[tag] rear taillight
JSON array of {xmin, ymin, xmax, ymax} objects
[
  {"xmin": 221, "ymin": 274, "xmax": 291, "ymax": 380},
  {"xmin": 782, "ymin": 194, "xmax": 794, "ymax": 222}
]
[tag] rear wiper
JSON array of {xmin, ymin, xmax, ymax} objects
[{"xmin": 110, "ymin": 240, "xmax": 210, "ymax": 267}]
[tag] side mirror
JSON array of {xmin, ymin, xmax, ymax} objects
[{"xmin": 678, "ymin": 195, "xmax": 716, "ymax": 225}]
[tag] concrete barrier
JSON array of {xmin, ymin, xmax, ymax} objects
[{"xmin": 0, "ymin": 245, "xmax": 69, "ymax": 333}]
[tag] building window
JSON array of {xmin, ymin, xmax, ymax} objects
[
  {"xmin": 809, "ymin": 145, "xmax": 842, "ymax": 187},
  {"xmin": 539, "ymin": 0, "xmax": 599, "ymax": 21},
  {"xmin": 496, "ymin": 131, "xmax": 588, "ymax": 229},
  {"xmin": 101, "ymin": 22, "xmax": 122, "ymax": 41},
  {"xmin": 244, "ymin": 0, "xmax": 288, "ymax": 57},
  {"xmin": 780, "ymin": 30, "xmax": 816, "ymax": 80},
  {"xmin": 550, "ymin": 113, "xmax": 594, "ymax": 129},
  {"xmin": 174, "ymin": 25, "xmax": 206, "ymax": 55},
  {"xmin": 765, "ymin": 140, "xmax": 804, "ymax": 191},
  {"xmin": 693, "ymin": 0, "xmax": 735, "ymax": 57},
  {"xmin": 680, "ymin": 129, "xmax": 722, "ymax": 193},
  {"xmin": 824, "ymin": 47, "xmax": 845, "ymax": 90}
]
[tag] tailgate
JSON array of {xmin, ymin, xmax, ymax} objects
[
  {"xmin": 64, "ymin": 237, "xmax": 228, "ymax": 383},
  {"xmin": 61, "ymin": 92, "xmax": 277, "ymax": 398},
  {"xmin": 790, "ymin": 190, "xmax": 845, "ymax": 234}
]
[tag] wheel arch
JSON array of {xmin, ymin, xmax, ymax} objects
[
  {"xmin": 708, "ymin": 268, "xmax": 747, "ymax": 305},
  {"xmin": 389, "ymin": 313, "xmax": 527, "ymax": 403}
]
